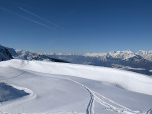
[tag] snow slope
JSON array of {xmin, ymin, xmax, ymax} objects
[{"xmin": 0, "ymin": 59, "xmax": 152, "ymax": 114}]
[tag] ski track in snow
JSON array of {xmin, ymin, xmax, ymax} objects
[
  {"xmin": 1, "ymin": 72, "xmax": 151, "ymax": 114},
  {"xmin": 1, "ymin": 70, "xmax": 26, "ymax": 81},
  {"xmin": 59, "ymin": 77, "xmax": 151, "ymax": 114},
  {"xmin": 0, "ymin": 60, "xmax": 28, "ymax": 81}
]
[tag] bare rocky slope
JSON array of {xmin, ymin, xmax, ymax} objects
[{"xmin": 0, "ymin": 45, "xmax": 13, "ymax": 61}]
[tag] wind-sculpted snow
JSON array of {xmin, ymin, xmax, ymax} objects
[
  {"xmin": 0, "ymin": 83, "xmax": 29, "ymax": 103},
  {"xmin": 0, "ymin": 59, "xmax": 152, "ymax": 113}
]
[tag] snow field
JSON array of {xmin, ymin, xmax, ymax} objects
[
  {"xmin": 0, "ymin": 59, "xmax": 152, "ymax": 114},
  {"xmin": 1, "ymin": 59, "xmax": 152, "ymax": 95}
]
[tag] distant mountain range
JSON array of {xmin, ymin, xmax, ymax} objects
[
  {"xmin": 44, "ymin": 49, "xmax": 152, "ymax": 62},
  {"xmin": 44, "ymin": 50, "xmax": 152, "ymax": 76},
  {"xmin": 136, "ymin": 50, "xmax": 152, "ymax": 61},
  {"xmin": 0, "ymin": 44, "xmax": 152, "ymax": 76},
  {"xmin": 0, "ymin": 45, "xmax": 68, "ymax": 63}
]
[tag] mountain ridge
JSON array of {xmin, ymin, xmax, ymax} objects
[
  {"xmin": 0, "ymin": 44, "xmax": 152, "ymax": 76},
  {"xmin": 0, "ymin": 45, "xmax": 69, "ymax": 63},
  {"xmin": 44, "ymin": 49, "xmax": 152, "ymax": 61},
  {"xmin": 44, "ymin": 50, "xmax": 152, "ymax": 76}
]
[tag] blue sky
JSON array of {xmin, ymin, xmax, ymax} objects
[{"xmin": 0, "ymin": 0, "xmax": 152, "ymax": 54}]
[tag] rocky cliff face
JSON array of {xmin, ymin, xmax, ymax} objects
[{"xmin": 0, "ymin": 45, "xmax": 13, "ymax": 61}]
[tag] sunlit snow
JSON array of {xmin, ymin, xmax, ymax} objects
[{"xmin": 0, "ymin": 59, "xmax": 152, "ymax": 114}]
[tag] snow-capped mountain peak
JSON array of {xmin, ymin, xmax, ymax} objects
[
  {"xmin": 136, "ymin": 50, "xmax": 148, "ymax": 57},
  {"xmin": 136, "ymin": 50, "xmax": 152, "ymax": 61},
  {"xmin": 108, "ymin": 50, "xmax": 135, "ymax": 60},
  {"xmin": 84, "ymin": 50, "xmax": 135, "ymax": 60}
]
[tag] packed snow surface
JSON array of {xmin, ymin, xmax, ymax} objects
[{"xmin": 0, "ymin": 59, "xmax": 152, "ymax": 114}]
